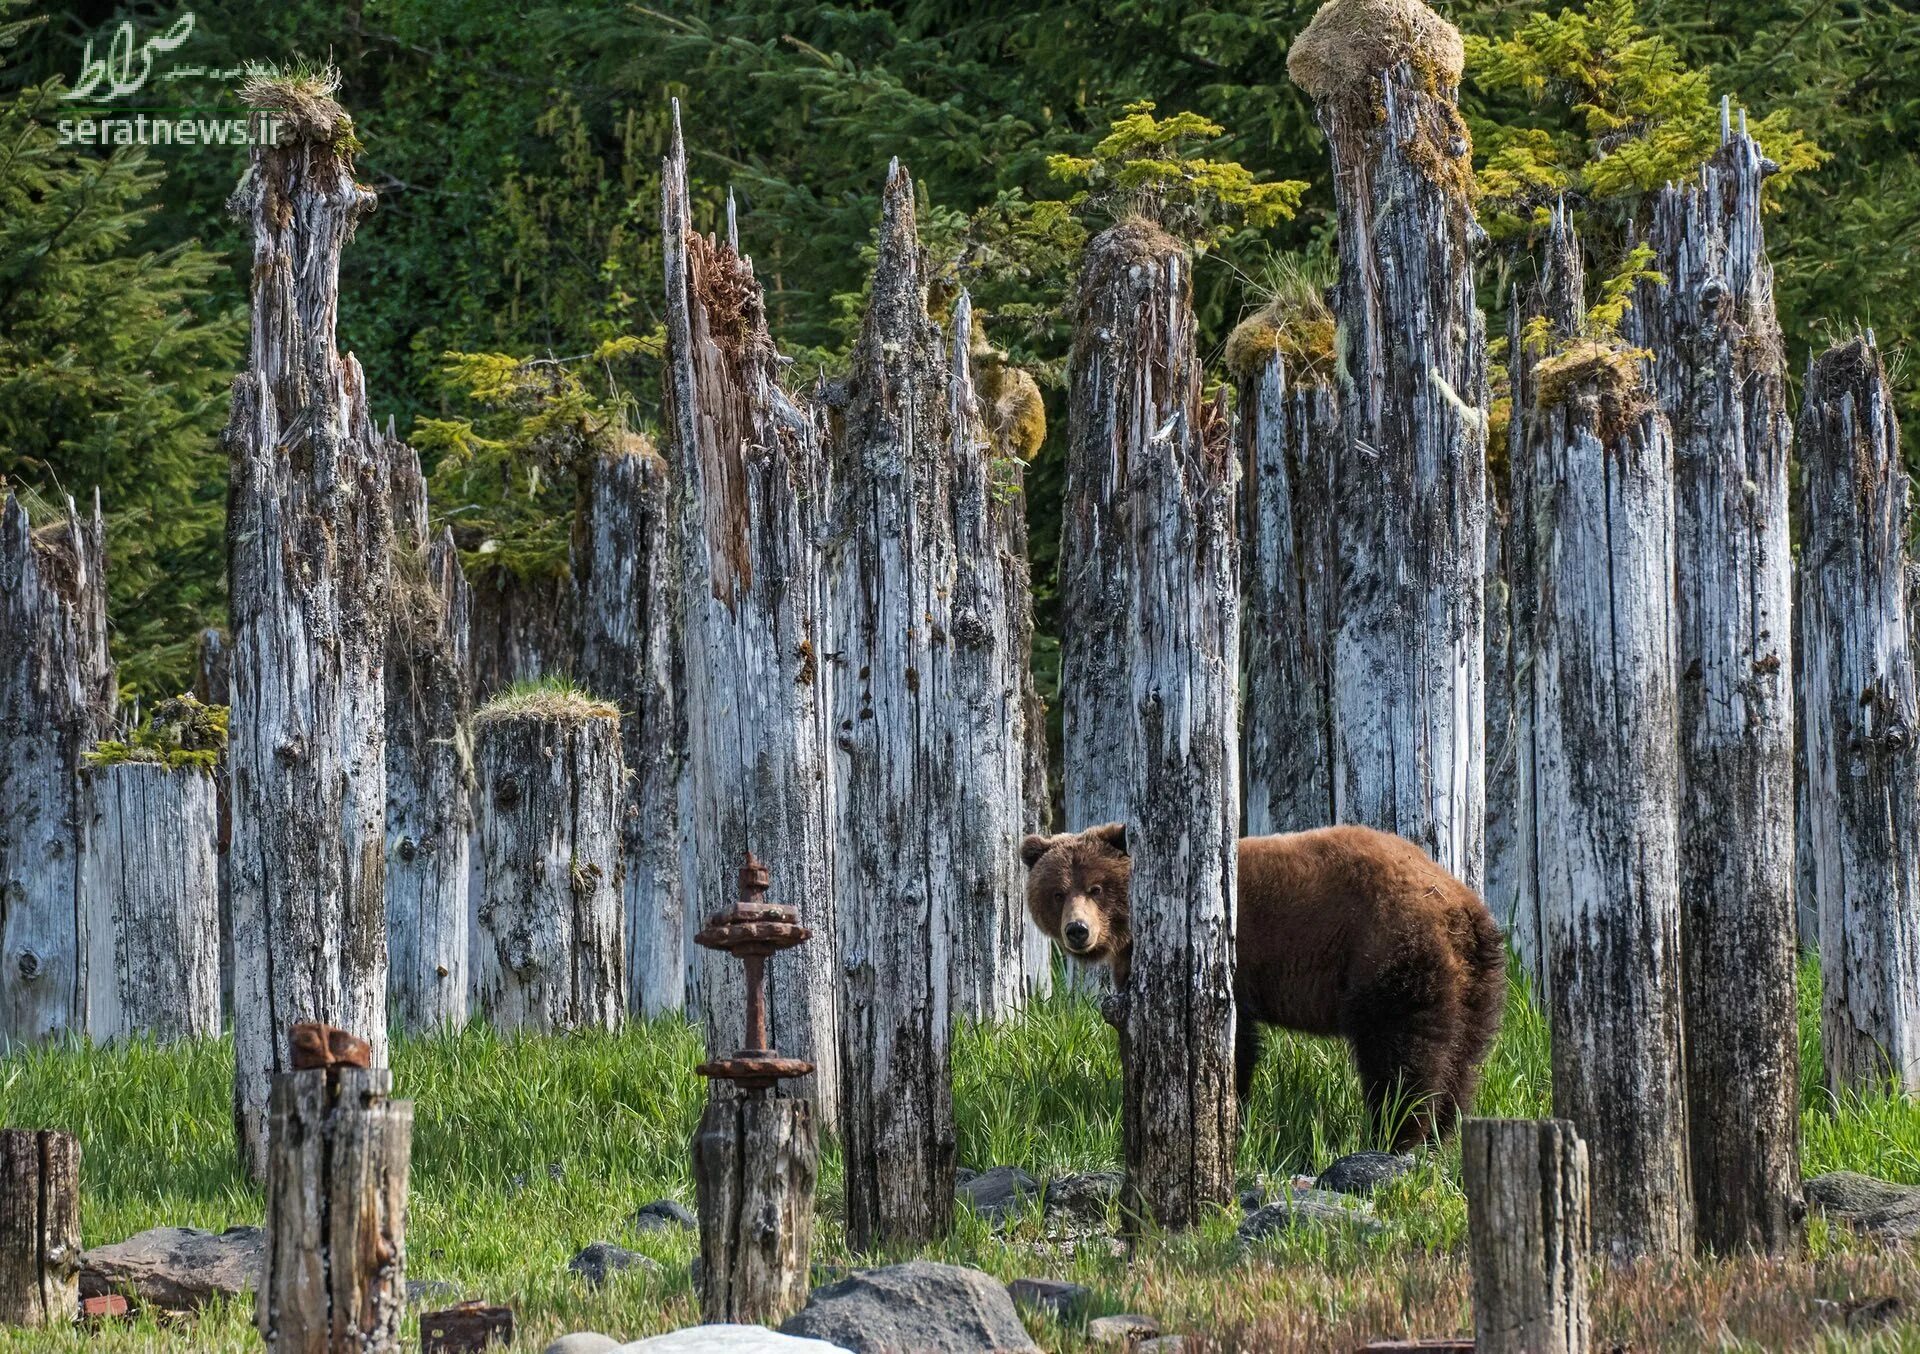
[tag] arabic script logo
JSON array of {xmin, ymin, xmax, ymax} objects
[{"xmin": 63, "ymin": 14, "xmax": 196, "ymax": 102}]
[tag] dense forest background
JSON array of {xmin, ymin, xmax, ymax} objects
[{"xmin": 2, "ymin": 0, "xmax": 1916, "ymax": 697}]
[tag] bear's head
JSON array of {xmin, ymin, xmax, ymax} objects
[{"xmin": 1019, "ymin": 823, "xmax": 1131, "ymax": 973}]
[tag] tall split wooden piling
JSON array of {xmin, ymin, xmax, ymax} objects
[{"xmin": 0, "ymin": 1129, "xmax": 80, "ymax": 1328}]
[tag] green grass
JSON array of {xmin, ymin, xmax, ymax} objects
[{"xmin": 0, "ymin": 956, "xmax": 1916, "ymax": 1350}]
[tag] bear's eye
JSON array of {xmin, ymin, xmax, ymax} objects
[
  {"xmin": 1088, "ymin": 884, "xmax": 1102, "ymax": 898},
  {"xmin": 1055, "ymin": 891, "xmax": 1066, "ymax": 905}
]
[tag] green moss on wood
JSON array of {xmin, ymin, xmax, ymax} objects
[{"xmin": 86, "ymin": 694, "xmax": 227, "ymax": 772}]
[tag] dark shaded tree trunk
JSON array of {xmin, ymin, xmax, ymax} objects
[
  {"xmin": 577, "ymin": 446, "xmax": 686, "ymax": 1018},
  {"xmin": 80, "ymin": 762, "xmax": 220, "ymax": 1041},
  {"xmin": 385, "ymin": 448, "xmax": 473, "ymax": 1034},
  {"xmin": 661, "ymin": 106, "xmax": 839, "ymax": 1127},
  {"xmin": 473, "ymin": 705, "xmax": 624, "ymax": 1031},
  {"xmin": 0, "ymin": 493, "xmax": 113, "ymax": 1044},
  {"xmin": 1118, "ymin": 251, "xmax": 1239, "ymax": 1234},
  {"xmin": 1799, "ymin": 333, "xmax": 1920, "ymax": 1094},
  {"xmin": 825, "ymin": 166, "xmax": 958, "ymax": 1250},
  {"xmin": 1636, "ymin": 118, "xmax": 1801, "ymax": 1255},
  {"xmin": 0, "ymin": 1129, "xmax": 80, "ymax": 1328},
  {"xmin": 225, "ymin": 94, "xmax": 394, "ymax": 1178},
  {"xmin": 1291, "ymin": 1, "xmax": 1487, "ymax": 890},
  {"xmin": 1237, "ymin": 349, "xmax": 1338, "ymax": 837},
  {"xmin": 1464, "ymin": 1118, "xmax": 1591, "ymax": 1354},
  {"xmin": 258, "ymin": 1065, "xmax": 409, "ymax": 1352},
  {"xmin": 1524, "ymin": 214, "xmax": 1691, "ymax": 1261}
]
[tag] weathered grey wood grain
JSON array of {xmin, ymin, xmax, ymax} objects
[
  {"xmin": 0, "ymin": 1129, "xmax": 80, "ymax": 1327},
  {"xmin": 385, "ymin": 447, "xmax": 472, "ymax": 1034},
  {"xmin": 1525, "ymin": 213, "xmax": 1691, "ymax": 1261},
  {"xmin": 473, "ymin": 705, "xmax": 624, "ymax": 1031},
  {"xmin": 1799, "ymin": 332, "xmax": 1920, "ymax": 1095},
  {"xmin": 661, "ymin": 105, "xmax": 839, "ymax": 1127},
  {"xmin": 258, "ymin": 1066, "xmax": 409, "ymax": 1352},
  {"xmin": 1118, "ymin": 248, "xmax": 1239, "ymax": 1233},
  {"xmin": 578, "ymin": 445, "xmax": 686, "ymax": 1018},
  {"xmin": 825, "ymin": 165, "xmax": 958, "ymax": 1249},
  {"xmin": 1290, "ymin": 1, "xmax": 1487, "ymax": 891},
  {"xmin": 0, "ymin": 494, "xmax": 113, "ymax": 1045},
  {"xmin": 1464, "ymin": 1118, "xmax": 1590, "ymax": 1354},
  {"xmin": 225, "ymin": 87, "xmax": 393, "ymax": 1178},
  {"xmin": 80, "ymin": 762, "xmax": 220, "ymax": 1041},
  {"xmin": 1636, "ymin": 116, "xmax": 1801, "ymax": 1255},
  {"xmin": 192, "ymin": 628, "xmax": 235, "ymax": 1019},
  {"xmin": 466, "ymin": 570, "xmax": 574, "ymax": 702},
  {"xmin": 1237, "ymin": 348, "xmax": 1338, "ymax": 837},
  {"xmin": 692, "ymin": 1095, "xmax": 815, "ymax": 1324}
]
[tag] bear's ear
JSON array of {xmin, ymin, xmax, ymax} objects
[
  {"xmin": 1018, "ymin": 834, "xmax": 1052, "ymax": 869},
  {"xmin": 1088, "ymin": 822, "xmax": 1129, "ymax": 856}
]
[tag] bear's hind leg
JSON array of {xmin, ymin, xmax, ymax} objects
[
  {"xmin": 1235, "ymin": 1011, "xmax": 1262, "ymax": 1102},
  {"xmin": 1341, "ymin": 972, "xmax": 1463, "ymax": 1152}
]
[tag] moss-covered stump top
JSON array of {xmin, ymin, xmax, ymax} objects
[
  {"xmin": 85, "ymin": 694, "xmax": 227, "ymax": 773},
  {"xmin": 1287, "ymin": 0, "xmax": 1465, "ymax": 102},
  {"xmin": 1225, "ymin": 293, "xmax": 1337, "ymax": 386},
  {"xmin": 474, "ymin": 681, "xmax": 620, "ymax": 729}
]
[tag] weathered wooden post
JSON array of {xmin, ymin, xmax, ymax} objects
[
  {"xmin": 386, "ymin": 447, "xmax": 473, "ymax": 1033},
  {"xmin": 192, "ymin": 628, "xmax": 236, "ymax": 1017},
  {"xmin": 0, "ymin": 1130, "xmax": 79, "ymax": 1327},
  {"xmin": 259, "ymin": 1024, "xmax": 410, "ymax": 1352},
  {"xmin": 1636, "ymin": 111, "xmax": 1802, "ymax": 1254},
  {"xmin": 225, "ymin": 75, "xmax": 393, "ymax": 1177},
  {"xmin": 1060, "ymin": 221, "xmax": 1187, "ymax": 835},
  {"xmin": 1120, "ymin": 253, "xmax": 1239, "ymax": 1233},
  {"xmin": 472, "ymin": 688, "xmax": 624, "ymax": 1032},
  {"xmin": 0, "ymin": 493, "xmax": 114, "ymax": 1044},
  {"xmin": 81, "ymin": 700, "xmax": 222, "ymax": 1041},
  {"xmin": 1463, "ymin": 1119, "xmax": 1591, "ymax": 1354},
  {"xmin": 466, "ymin": 572, "xmax": 575, "ymax": 702},
  {"xmin": 1289, "ymin": 0, "xmax": 1487, "ymax": 889},
  {"xmin": 826, "ymin": 164, "xmax": 957, "ymax": 1248},
  {"xmin": 1229, "ymin": 295, "xmax": 1339, "ymax": 837},
  {"xmin": 662, "ymin": 105, "xmax": 839, "ymax": 1126},
  {"xmin": 1799, "ymin": 332, "xmax": 1920, "ymax": 1094},
  {"xmin": 577, "ymin": 441, "xmax": 686, "ymax": 1018},
  {"xmin": 691, "ymin": 855, "xmax": 817, "ymax": 1325},
  {"xmin": 1524, "ymin": 211, "xmax": 1691, "ymax": 1260},
  {"xmin": 943, "ymin": 295, "xmax": 1046, "ymax": 1018}
]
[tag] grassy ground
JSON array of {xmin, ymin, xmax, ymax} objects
[{"xmin": 1, "ymin": 957, "xmax": 1917, "ymax": 1351}]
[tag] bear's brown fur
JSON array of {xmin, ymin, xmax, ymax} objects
[{"xmin": 1020, "ymin": 823, "xmax": 1506, "ymax": 1150}]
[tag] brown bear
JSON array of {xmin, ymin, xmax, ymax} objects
[{"xmin": 1020, "ymin": 822, "xmax": 1506, "ymax": 1150}]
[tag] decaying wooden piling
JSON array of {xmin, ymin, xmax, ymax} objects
[
  {"xmin": 1799, "ymin": 332, "xmax": 1920, "ymax": 1095},
  {"xmin": 1119, "ymin": 259, "xmax": 1239, "ymax": 1233},
  {"xmin": 0, "ymin": 494, "xmax": 114, "ymax": 1045},
  {"xmin": 825, "ymin": 164, "xmax": 958, "ymax": 1249},
  {"xmin": 192, "ymin": 627, "xmax": 236, "ymax": 1017},
  {"xmin": 225, "ymin": 76, "xmax": 394, "ymax": 1177},
  {"xmin": 662, "ymin": 104, "xmax": 839, "ymax": 1126},
  {"xmin": 472, "ymin": 689, "xmax": 624, "ymax": 1032},
  {"xmin": 258, "ymin": 1029, "xmax": 409, "ymax": 1352},
  {"xmin": 1524, "ymin": 213, "xmax": 1691, "ymax": 1260},
  {"xmin": 0, "ymin": 1129, "xmax": 80, "ymax": 1327},
  {"xmin": 80, "ymin": 711, "xmax": 222, "ymax": 1042},
  {"xmin": 1290, "ymin": 0, "xmax": 1487, "ymax": 889},
  {"xmin": 1061, "ymin": 220, "xmax": 1191, "ymax": 836},
  {"xmin": 1230, "ymin": 296, "xmax": 1339, "ymax": 837},
  {"xmin": 1637, "ymin": 114, "xmax": 1802, "ymax": 1255},
  {"xmin": 577, "ymin": 443, "xmax": 686, "ymax": 1018},
  {"xmin": 466, "ymin": 571, "xmax": 574, "ymax": 702},
  {"xmin": 385, "ymin": 447, "xmax": 473, "ymax": 1034},
  {"xmin": 1464, "ymin": 1119, "xmax": 1591, "ymax": 1354}
]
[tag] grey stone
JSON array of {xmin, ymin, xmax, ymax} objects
[
  {"xmin": 1041, "ymin": 1171, "xmax": 1123, "ymax": 1228},
  {"xmin": 1087, "ymin": 1313, "xmax": 1161, "ymax": 1345},
  {"xmin": 620, "ymin": 1329, "xmax": 851, "ymax": 1353},
  {"xmin": 546, "ymin": 1337, "xmax": 621, "ymax": 1354},
  {"xmin": 1137, "ymin": 1339, "xmax": 1187, "ymax": 1352},
  {"xmin": 630, "ymin": 1199, "xmax": 697, "ymax": 1232},
  {"xmin": 1006, "ymin": 1277, "xmax": 1091, "ymax": 1319},
  {"xmin": 1315, "ymin": 1151, "xmax": 1415, "ymax": 1197},
  {"xmin": 80, "ymin": 1226, "xmax": 265, "ymax": 1309},
  {"xmin": 956, "ymin": 1165, "xmax": 1039, "ymax": 1222},
  {"xmin": 1237, "ymin": 1190, "xmax": 1380, "ymax": 1246},
  {"xmin": 1804, "ymin": 1172, "xmax": 1920, "ymax": 1239},
  {"xmin": 407, "ymin": 1278, "xmax": 460, "ymax": 1306},
  {"xmin": 1238, "ymin": 1189, "xmax": 1263, "ymax": 1213},
  {"xmin": 568, "ymin": 1241, "xmax": 661, "ymax": 1286},
  {"xmin": 778, "ymin": 1260, "xmax": 1039, "ymax": 1353}
]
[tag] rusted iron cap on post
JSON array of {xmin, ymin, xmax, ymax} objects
[{"xmin": 695, "ymin": 852, "xmax": 814, "ymax": 1093}]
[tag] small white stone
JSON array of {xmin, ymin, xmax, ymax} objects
[{"xmin": 618, "ymin": 1326, "xmax": 852, "ymax": 1353}]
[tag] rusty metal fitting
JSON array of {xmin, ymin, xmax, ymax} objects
[{"xmin": 695, "ymin": 852, "xmax": 815, "ymax": 1093}]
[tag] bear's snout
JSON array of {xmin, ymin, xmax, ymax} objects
[{"xmin": 1064, "ymin": 919, "xmax": 1090, "ymax": 949}]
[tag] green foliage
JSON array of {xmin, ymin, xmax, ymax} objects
[
  {"xmin": 0, "ymin": 2, "xmax": 244, "ymax": 696},
  {"xmin": 1464, "ymin": 0, "xmax": 1823, "ymax": 239},
  {"xmin": 85, "ymin": 693, "xmax": 229, "ymax": 772}
]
